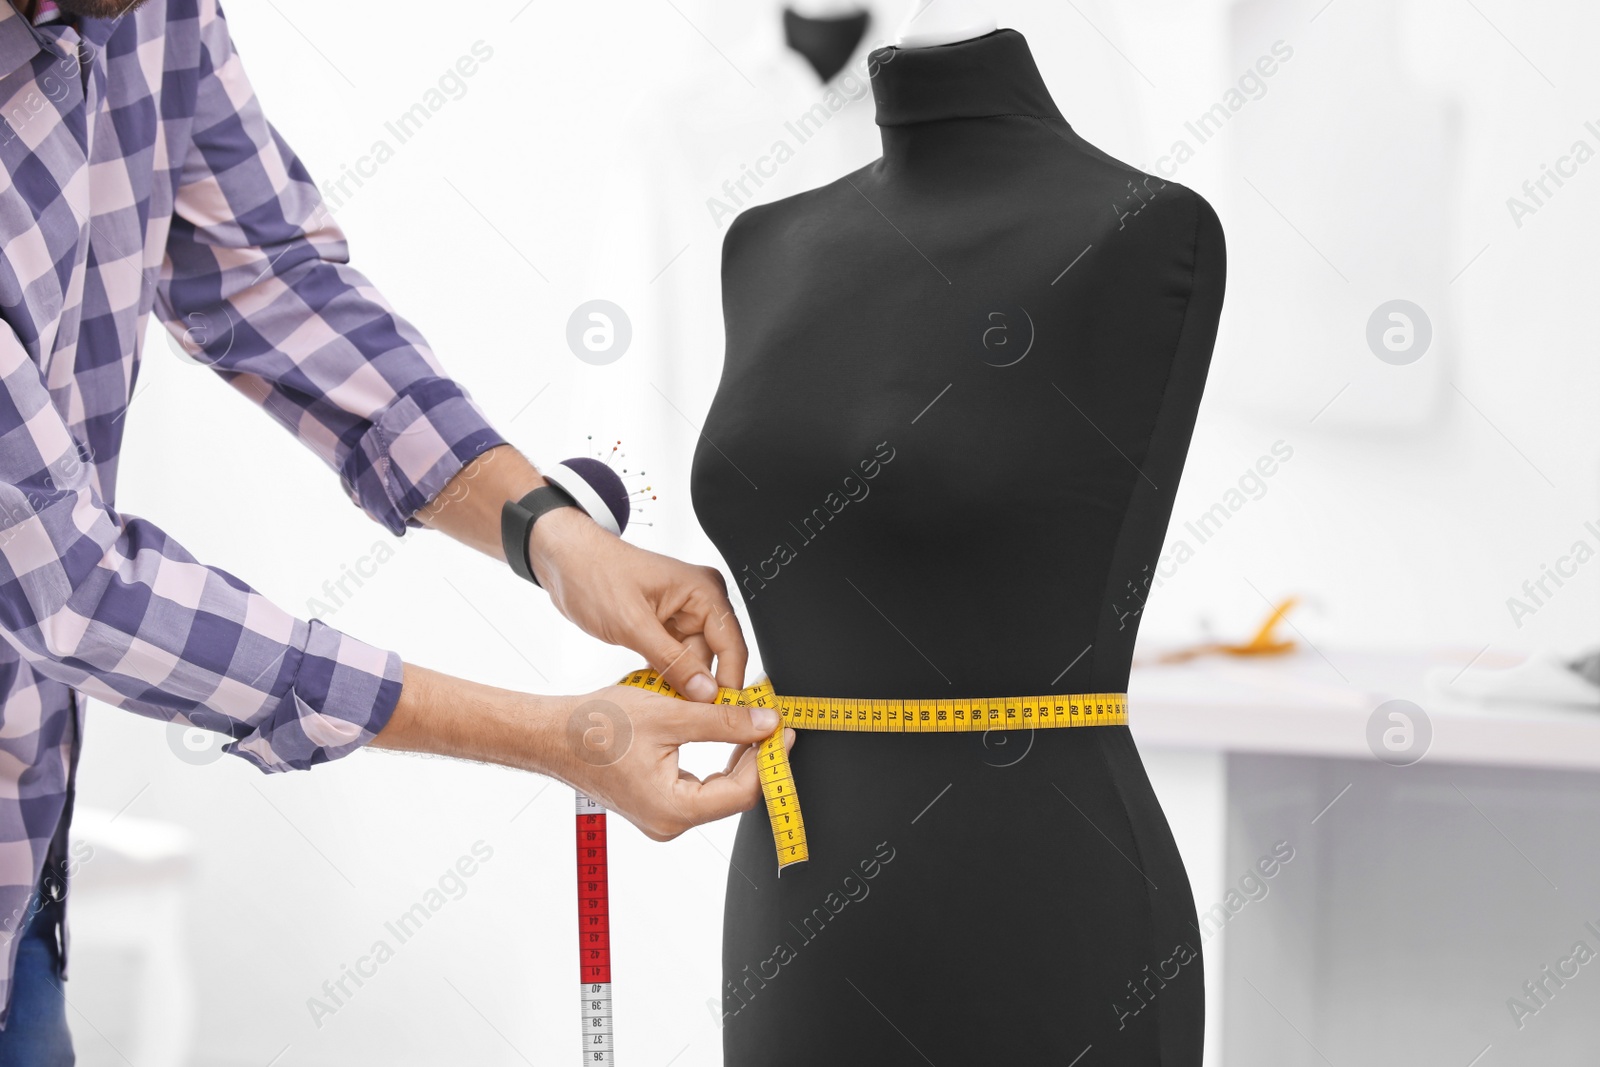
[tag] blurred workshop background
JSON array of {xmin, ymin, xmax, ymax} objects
[{"xmin": 65, "ymin": 0, "xmax": 1599, "ymax": 1064}]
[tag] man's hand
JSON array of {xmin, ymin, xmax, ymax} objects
[
  {"xmin": 373, "ymin": 665, "xmax": 794, "ymax": 840},
  {"xmin": 526, "ymin": 507, "xmax": 744, "ymax": 702},
  {"xmin": 554, "ymin": 685, "xmax": 794, "ymax": 841},
  {"xmin": 416, "ymin": 446, "xmax": 747, "ymax": 700}
]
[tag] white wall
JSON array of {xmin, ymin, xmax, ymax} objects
[{"xmin": 64, "ymin": 0, "xmax": 1599, "ymax": 1064}]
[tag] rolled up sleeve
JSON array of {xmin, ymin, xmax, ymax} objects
[
  {"xmin": 153, "ymin": 0, "xmax": 507, "ymax": 536},
  {"xmin": 0, "ymin": 326, "xmax": 401, "ymax": 772}
]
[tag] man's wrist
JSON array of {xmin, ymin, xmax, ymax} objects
[
  {"xmin": 523, "ymin": 504, "xmax": 598, "ymax": 590},
  {"xmin": 414, "ymin": 446, "xmax": 555, "ymax": 564},
  {"xmin": 501, "ymin": 483, "xmax": 583, "ymax": 586}
]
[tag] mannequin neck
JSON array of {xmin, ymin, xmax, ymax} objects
[
  {"xmin": 872, "ymin": 30, "xmax": 1060, "ymax": 120},
  {"xmin": 869, "ymin": 30, "xmax": 1064, "ymax": 173}
]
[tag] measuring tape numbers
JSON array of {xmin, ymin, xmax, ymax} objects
[
  {"xmin": 575, "ymin": 792, "xmax": 614, "ymax": 1064},
  {"xmin": 616, "ymin": 668, "xmax": 1129, "ymax": 873}
]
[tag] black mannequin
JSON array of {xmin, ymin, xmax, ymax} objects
[{"xmin": 692, "ymin": 28, "xmax": 1224, "ymax": 1065}]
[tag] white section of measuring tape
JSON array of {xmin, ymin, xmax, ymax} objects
[{"xmin": 580, "ymin": 981, "xmax": 614, "ymax": 1064}]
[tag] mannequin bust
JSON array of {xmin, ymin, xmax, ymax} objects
[
  {"xmin": 893, "ymin": 0, "xmax": 995, "ymax": 48},
  {"xmin": 693, "ymin": 26, "xmax": 1223, "ymax": 1066}
]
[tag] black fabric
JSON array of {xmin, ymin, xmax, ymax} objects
[
  {"xmin": 691, "ymin": 27, "xmax": 1225, "ymax": 1065},
  {"xmin": 782, "ymin": 6, "xmax": 870, "ymax": 84}
]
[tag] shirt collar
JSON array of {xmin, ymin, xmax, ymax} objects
[
  {"xmin": 1, "ymin": 2, "xmax": 120, "ymax": 84},
  {"xmin": 0, "ymin": 5, "xmax": 43, "ymax": 79}
]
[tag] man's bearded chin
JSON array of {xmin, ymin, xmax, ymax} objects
[{"xmin": 53, "ymin": 0, "xmax": 151, "ymax": 18}]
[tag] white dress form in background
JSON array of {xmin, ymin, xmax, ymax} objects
[
  {"xmin": 894, "ymin": 0, "xmax": 995, "ymax": 48},
  {"xmin": 789, "ymin": 0, "xmax": 866, "ymax": 14}
]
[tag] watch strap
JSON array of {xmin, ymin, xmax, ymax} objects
[{"xmin": 501, "ymin": 484, "xmax": 580, "ymax": 587}]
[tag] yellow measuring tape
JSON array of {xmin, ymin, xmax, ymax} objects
[{"xmin": 618, "ymin": 669, "xmax": 1129, "ymax": 872}]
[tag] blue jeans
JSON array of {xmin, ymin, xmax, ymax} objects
[{"xmin": 0, "ymin": 891, "xmax": 74, "ymax": 1065}]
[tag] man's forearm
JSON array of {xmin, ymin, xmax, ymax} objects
[
  {"xmin": 371, "ymin": 661, "xmax": 570, "ymax": 780},
  {"xmin": 418, "ymin": 442, "xmax": 607, "ymax": 592},
  {"xmin": 416, "ymin": 443, "xmax": 544, "ymax": 562}
]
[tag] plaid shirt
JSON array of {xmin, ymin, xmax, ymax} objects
[{"xmin": 0, "ymin": 0, "xmax": 507, "ymax": 1020}]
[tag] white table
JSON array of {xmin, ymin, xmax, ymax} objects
[
  {"xmin": 1125, "ymin": 649, "xmax": 1600, "ymax": 1067},
  {"xmin": 1130, "ymin": 648, "xmax": 1600, "ymax": 769}
]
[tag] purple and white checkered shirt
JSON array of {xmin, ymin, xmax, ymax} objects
[{"xmin": 0, "ymin": 0, "xmax": 507, "ymax": 1020}]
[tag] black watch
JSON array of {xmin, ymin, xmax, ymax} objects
[{"xmin": 501, "ymin": 484, "xmax": 581, "ymax": 587}]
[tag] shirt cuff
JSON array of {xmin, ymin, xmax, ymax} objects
[
  {"xmin": 342, "ymin": 377, "xmax": 510, "ymax": 536},
  {"xmin": 227, "ymin": 618, "xmax": 404, "ymax": 773}
]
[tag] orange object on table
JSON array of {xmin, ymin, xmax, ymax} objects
[{"xmin": 1152, "ymin": 596, "xmax": 1301, "ymax": 664}]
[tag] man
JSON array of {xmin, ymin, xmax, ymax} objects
[{"xmin": 0, "ymin": 0, "xmax": 786, "ymax": 1057}]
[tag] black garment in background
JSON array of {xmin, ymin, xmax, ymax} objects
[
  {"xmin": 692, "ymin": 28, "xmax": 1225, "ymax": 1066},
  {"xmin": 782, "ymin": 7, "xmax": 870, "ymax": 83}
]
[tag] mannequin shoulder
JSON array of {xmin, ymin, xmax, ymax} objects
[
  {"xmin": 1128, "ymin": 178, "xmax": 1225, "ymax": 252},
  {"xmin": 718, "ymin": 199, "xmax": 780, "ymax": 276},
  {"xmin": 1042, "ymin": 122, "xmax": 1224, "ymax": 247},
  {"xmin": 719, "ymin": 198, "xmax": 782, "ymax": 256},
  {"xmin": 1084, "ymin": 166, "xmax": 1226, "ymax": 266},
  {"xmin": 717, "ymin": 172, "xmax": 866, "ymax": 266}
]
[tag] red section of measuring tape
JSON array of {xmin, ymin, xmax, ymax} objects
[{"xmin": 577, "ymin": 809, "xmax": 611, "ymax": 985}]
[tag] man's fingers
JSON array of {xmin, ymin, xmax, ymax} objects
[
  {"xmin": 719, "ymin": 738, "xmax": 754, "ymax": 777},
  {"xmin": 673, "ymin": 728, "xmax": 796, "ymax": 826},
  {"xmin": 632, "ymin": 614, "xmax": 717, "ymax": 701},
  {"xmin": 663, "ymin": 700, "xmax": 780, "ymax": 745},
  {"xmin": 709, "ymin": 737, "xmax": 761, "ymax": 782},
  {"xmin": 724, "ymin": 725, "xmax": 794, "ymax": 776},
  {"xmin": 696, "ymin": 582, "xmax": 749, "ymax": 691},
  {"xmin": 663, "ymin": 571, "xmax": 747, "ymax": 691},
  {"xmin": 678, "ymin": 634, "xmax": 713, "ymax": 675},
  {"xmin": 673, "ymin": 746, "xmax": 761, "ymax": 824}
]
